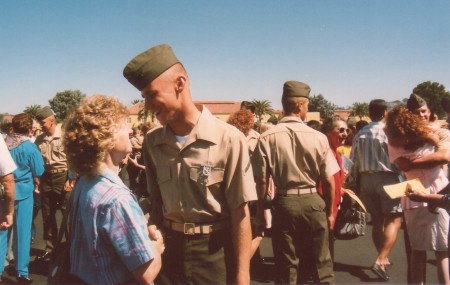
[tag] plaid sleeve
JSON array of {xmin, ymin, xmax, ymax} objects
[{"xmin": 101, "ymin": 196, "xmax": 156, "ymax": 271}]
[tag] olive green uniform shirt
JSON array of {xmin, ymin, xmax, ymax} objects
[
  {"xmin": 143, "ymin": 107, "xmax": 257, "ymax": 226},
  {"xmin": 34, "ymin": 125, "xmax": 67, "ymax": 172},
  {"xmin": 253, "ymin": 116, "xmax": 339, "ymax": 190}
]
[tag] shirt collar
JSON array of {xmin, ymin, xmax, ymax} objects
[
  {"xmin": 153, "ymin": 106, "xmax": 220, "ymax": 146},
  {"xmin": 279, "ymin": 116, "xmax": 304, "ymax": 124},
  {"xmin": 99, "ymin": 168, "xmax": 129, "ymax": 190}
]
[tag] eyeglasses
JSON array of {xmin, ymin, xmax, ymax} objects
[{"xmin": 339, "ymin": 128, "xmax": 351, "ymax": 134}]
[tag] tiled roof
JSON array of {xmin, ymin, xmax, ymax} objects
[
  {"xmin": 128, "ymin": 100, "xmax": 282, "ymax": 116},
  {"xmin": 194, "ymin": 101, "xmax": 242, "ymax": 114},
  {"xmin": 128, "ymin": 102, "xmax": 144, "ymax": 115}
]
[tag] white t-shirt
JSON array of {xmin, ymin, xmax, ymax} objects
[{"xmin": 0, "ymin": 136, "xmax": 16, "ymax": 176}]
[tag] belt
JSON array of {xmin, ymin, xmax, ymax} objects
[
  {"xmin": 277, "ymin": 187, "xmax": 317, "ymax": 196},
  {"xmin": 46, "ymin": 169, "xmax": 67, "ymax": 174},
  {"xmin": 163, "ymin": 219, "xmax": 229, "ymax": 235}
]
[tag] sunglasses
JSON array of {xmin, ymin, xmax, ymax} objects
[{"xmin": 339, "ymin": 128, "xmax": 351, "ymax": 134}]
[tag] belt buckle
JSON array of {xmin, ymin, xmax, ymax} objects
[{"xmin": 183, "ymin": 223, "xmax": 196, "ymax": 235}]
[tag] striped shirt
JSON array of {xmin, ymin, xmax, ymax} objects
[
  {"xmin": 349, "ymin": 121, "xmax": 399, "ymax": 175},
  {"xmin": 70, "ymin": 168, "xmax": 155, "ymax": 285}
]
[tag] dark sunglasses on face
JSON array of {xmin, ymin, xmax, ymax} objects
[{"xmin": 339, "ymin": 128, "xmax": 350, "ymax": 134}]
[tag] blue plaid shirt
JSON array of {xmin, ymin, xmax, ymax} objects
[{"xmin": 70, "ymin": 168, "xmax": 155, "ymax": 285}]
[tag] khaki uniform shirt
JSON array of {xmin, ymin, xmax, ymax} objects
[
  {"xmin": 246, "ymin": 129, "xmax": 260, "ymax": 157},
  {"xmin": 431, "ymin": 123, "xmax": 450, "ymax": 151},
  {"xmin": 252, "ymin": 116, "xmax": 339, "ymax": 190},
  {"xmin": 143, "ymin": 107, "xmax": 257, "ymax": 225},
  {"xmin": 35, "ymin": 125, "xmax": 67, "ymax": 172}
]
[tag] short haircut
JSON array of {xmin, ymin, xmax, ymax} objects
[
  {"xmin": 306, "ymin": 120, "xmax": 321, "ymax": 131},
  {"xmin": 282, "ymin": 96, "xmax": 307, "ymax": 115},
  {"xmin": 63, "ymin": 95, "xmax": 129, "ymax": 176},
  {"xmin": 12, "ymin": 113, "xmax": 33, "ymax": 135},
  {"xmin": 369, "ymin": 99, "xmax": 387, "ymax": 121},
  {"xmin": 356, "ymin": 120, "xmax": 369, "ymax": 132}
]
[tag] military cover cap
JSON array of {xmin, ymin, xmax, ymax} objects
[
  {"xmin": 123, "ymin": 44, "xmax": 180, "ymax": 91},
  {"xmin": 282, "ymin": 81, "xmax": 311, "ymax": 98},
  {"xmin": 35, "ymin": 106, "xmax": 54, "ymax": 121},
  {"xmin": 406, "ymin": 93, "xmax": 427, "ymax": 110}
]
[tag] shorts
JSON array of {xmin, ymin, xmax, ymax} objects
[{"xmin": 360, "ymin": 172, "xmax": 402, "ymax": 215}]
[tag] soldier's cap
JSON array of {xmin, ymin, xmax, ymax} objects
[
  {"xmin": 123, "ymin": 44, "xmax": 180, "ymax": 91},
  {"xmin": 282, "ymin": 81, "xmax": 311, "ymax": 99},
  {"xmin": 35, "ymin": 106, "xmax": 54, "ymax": 121},
  {"xmin": 406, "ymin": 93, "xmax": 427, "ymax": 110}
]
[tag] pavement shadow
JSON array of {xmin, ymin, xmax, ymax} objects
[{"xmin": 333, "ymin": 262, "xmax": 386, "ymax": 283}]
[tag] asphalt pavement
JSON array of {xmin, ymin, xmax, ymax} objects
[{"xmin": 6, "ymin": 207, "xmax": 440, "ymax": 285}]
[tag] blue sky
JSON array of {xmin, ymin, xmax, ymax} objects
[{"xmin": 1, "ymin": 1, "xmax": 450, "ymax": 114}]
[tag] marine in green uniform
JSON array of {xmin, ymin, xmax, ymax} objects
[
  {"xmin": 123, "ymin": 44, "xmax": 257, "ymax": 285},
  {"xmin": 252, "ymin": 81, "xmax": 339, "ymax": 284}
]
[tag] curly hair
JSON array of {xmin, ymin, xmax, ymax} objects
[
  {"xmin": 12, "ymin": 113, "xmax": 33, "ymax": 135},
  {"xmin": 63, "ymin": 95, "xmax": 129, "ymax": 176},
  {"xmin": 320, "ymin": 115, "xmax": 344, "ymax": 135},
  {"xmin": 385, "ymin": 106, "xmax": 430, "ymax": 148},
  {"xmin": 227, "ymin": 109, "xmax": 254, "ymax": 136}
]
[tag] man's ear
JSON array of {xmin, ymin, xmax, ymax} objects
[
  {"xmin": 175, "ymin": 76, "xmax": 186, "ymax": 93},
  {"xmin": 292, "ymin": 101, "xmax": 302, "ymax": 114}
]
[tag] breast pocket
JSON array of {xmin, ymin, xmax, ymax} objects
[
  {"xmin": 189, "ymin": 166, "xmax": 225, "ymax": 198},
  {"xmin": 156, "ymin": 166, "xmax": 171, "ymax": 185}
]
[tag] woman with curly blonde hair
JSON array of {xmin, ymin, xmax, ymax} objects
[
  {"xmin": 63, "ymin": 95, "xmax": 163, "ymax": 285},
  {"xmin": 385, "ymin": 106, "xmax": 449, "ymax": 285}
]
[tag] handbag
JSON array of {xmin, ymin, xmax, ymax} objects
[
  {"xmin": 333, "ymin": 190, "xmax": 367, "ymax": 240},
  {"xmin": 47, "ymin": 191, "xmax": 85, "ymax": 285}
]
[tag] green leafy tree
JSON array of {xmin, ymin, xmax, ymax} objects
[
  {"xmin": 412, "ymin": 81, "xmax": 450, "ymax": 119},
  {"xmin": 251, "ymin": 99, "xmax": 273, "ymax": 131},
  {"xmin": 350, "ymin": 102, "xmax": 369, "ymax": 120},
  {"xmin": 23, "ymin": 104, "xmax": 42, "ymax": 120},
  {"xmin": 49, "ymin": 90, "xmax": 85, "ymax": 122},
  {"xmin": 308, "ymin": 94, "xmax": 337, "ymax": 119}
]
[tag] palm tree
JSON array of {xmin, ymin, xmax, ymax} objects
[
  {"xmin": 251, "ymin": 99, "xmax": 273, "ymax": 132},
  {"xmin": 350, "ymin": 102, "xmax": 369, "ymax": 120},
  {"xmin": 130, "ymin": 99, "xmax": 142, "ymax": 105},
  {"xmin": 23, "ymin": 104, "xmax": 42, "ymax": 120}
]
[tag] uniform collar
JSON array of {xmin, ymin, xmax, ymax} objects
[
  {"xmin": 279, "ymin": 116, "xmax": 304, "ymax": 124},
  {"xmin": 153, "ymin": 106, "xmax": 220, "ymax": 146},
  {"xmin": 42, "ymin": 125, "xmax": 63, "ymax": 141}
]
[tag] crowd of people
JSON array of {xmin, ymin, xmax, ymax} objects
[{"xmin": 1, "ymin": 43, "xmax": 450, "ymax": 285}]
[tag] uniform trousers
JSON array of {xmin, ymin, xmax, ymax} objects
[
  {"xmin": 271, "ymin": 193, "xmax": 335, "ymax": 285},
  {"xmin": 0, "ymin": 194, "xmax": 33, "ymax": 276},
  {"xmin": 156, "ymin": 228, "xmax": 233, "ymax": 285},
  {"xmin": 40, "ymin": 171, "xmax": 67, "ymax": 250}
]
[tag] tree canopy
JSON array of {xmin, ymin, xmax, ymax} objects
[
  {"xmin": 350, "ymin": 102, "xmax": 369, "ymax": 119},
  {"xmin": 49, "ymin": 90, "xmax": 85, "ymax": 122},
  {"xmin": 308, "ymin": 94, "xmax": 337, "ymax": 119},
  {"xmin": 412, "ymin": 81, "xmax": 450, "ymax": 119}
]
